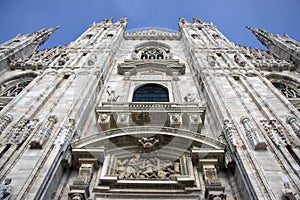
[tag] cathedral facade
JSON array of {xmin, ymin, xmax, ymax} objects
[{"xmin": 0, "ymin": 17, "xmax": 299, "ymax": 200}]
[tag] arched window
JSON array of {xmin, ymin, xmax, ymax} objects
[
  {"xmin": 0, "ymin": 73, "xmax": 36, "ymax": 110},
  {"xmin": 272, "ymin": 82, "xmax": 300, "ymax": 98},
  {"xmin": 140, "ymin": 48, "xmax": 164, "ymax": 60},
  {"xmin": 132, "ymin": 84, "xmax": 169, "ymax": 102}
]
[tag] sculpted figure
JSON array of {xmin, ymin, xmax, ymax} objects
[
  {"xmin": 0, "ymin": 178, "xmax": 12, "ymax": 200},
  {"xmin": 106, "ymin": 86, "xmax": 119, "ymax": 102}
]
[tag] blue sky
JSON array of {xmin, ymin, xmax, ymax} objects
[{"xmin": 0, "ymin": 0, "xmax": 299, "ymax": 50}]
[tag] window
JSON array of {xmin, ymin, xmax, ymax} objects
[
  {"xmin": 0, "ymin": 73, "xmax": 36, "ymax": 110},
  {"xmin": 272, "ymin": 82, "xmax": 300, "ymax": 98},
  {"xmin": 140, "ymin": 48, "xmax": 164, "ymax": 60},
  {"xmin": 132, "ymin": 84, "xmax": 169, "ymax": 102}
]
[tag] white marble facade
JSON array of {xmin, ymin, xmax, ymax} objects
[{"xmin": 0, "ymin": 17, "xmax": 299, "ymax": 200}]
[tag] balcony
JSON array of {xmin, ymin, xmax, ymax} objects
[{"xmin": 95, "ymin": 102, "xmax": 206, "ymax": 133}]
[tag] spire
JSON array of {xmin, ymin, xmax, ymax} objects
[
  {"xmin": 33, "ymin": 26, "xmax": 60, "ymax": 47},
  {"xmin": 246, "ymin": 26, "xmax": 273, "ymax": 47}
]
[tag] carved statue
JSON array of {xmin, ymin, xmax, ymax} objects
[
  {"xmin": 207, "ymin": 54, "xmax": 216, "ymax": 67},
  {"xmin": 234, "ymin": 54, "xmax": 246, "ymax": 67},
  {"xmin": 99, "ymin": 114, "xmax": 108, "ymax": 122},
  {"xmin": 184, "ymin": 93, "xmax": 196, "ymax": 102},
  {"xmin": 0, "ymin": 178, "xmax": 12, "ymax": 200},
  {"xmin": 171, "ymin": 113, "xmax": 180, "ymax": 122},
  {"xmin": 106, "ymin": 86, "xmax": 119, "ymax": 102}
]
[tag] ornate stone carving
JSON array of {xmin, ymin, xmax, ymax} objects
[
  {"xmin": 124, "ymin": 28, "xmax": 181, "ymax": 40},
  {"xmin": 240, "ymin": 116, "xmax": 267, "ymax": 150},
  {"xmin": 207, "ymin": 53, "xmax": 216, "ymax": 67},
  {"xmin": 184, "ymin": 93, "xmax": 196, "ymax": 102},
  {"xmin": 9, "ymin": 45, "xmax": 69, "ymax": 70},
  {"xmin": 169, "ymin": 113, "xmax": 182, "ymax": 128},
  {"xmin": 138, "ymin": 136, "xmax": 159, "ymax": 149},
  {"xmin": 97, "ymin": 114, "xmax": 111, "ymax": 131},
  {"xmin": 237, "ymin": 45, "xmax": 293, "ymax": 71},
  {"xmin": 261, "ymin": 120, "xmax": 288, "ymax": 146},
  {"xmin": 55, "ymin": 119, "xmax": 75, "ymax": 147},
  {"xmin": 0, "ymin": 114, "xmax": 13, "ymax": 135},
  {"xmin": 222, "ymin": 119, "xmax": 237, "ymax": 147},
  {"xmin": 87, "ymin": 54, "xmax": 97, "ymax": 66},
  {"xmin": 0, "ymin": 178, "xmax": 12, "ymax": 200},
  {"xmin": 282, "ymin": 182, "xmax": 300, "ymax": 200},
  {"xmin": 116, "ymin": 155, "xmax": 180, "ymax": 179},
  {"xmin": 234, "ymin": 54, "xmax": 246, "ymax": 67},
  {"xmin": 5, "ymin": 118, "xmax": 38, "ymax": 145},
  {"xmin": 286, "ymin": 115, "xmax": 300, "ymax": 138},
  {"xmin": 30, "ymin": 115, "xmax": 58, "ymax": 148}
]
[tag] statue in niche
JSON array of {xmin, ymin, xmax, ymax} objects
[
  {"xmin": 184, "ymin": 93, "xmax": 196, "ymax": 103},
  {"xmin": 0, "ymin": 178, "xmax": 12, "ymax": 200},
  {"xmin": 207, "ymin": 54, "xmax": 216, "ymax": 67},
  {"xmin": 234, "ymin": 54, "xmax": 246, "ymax": 67},
  {"xmin": 138, "ymin": 136, "xmax": 159, "ymax": 148},
  {"xmin": 106, "ymin": 86, "xmax": 119, "ymax": 102}
]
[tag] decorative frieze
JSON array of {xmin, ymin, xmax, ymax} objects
[
  {"xmin": 116, "ymin": 154, "xmax": 180, "ymax": 179},
  {"xmin": 30, "ymin": 115, "xmax": 58, "ymax": 148},
  {"xmin": 124, "ymin": 28, "xmax": 181, "ymax": 40},
  {"xmin": 240, "ymin": 116, "xmax": 267, "ymax": 150}
]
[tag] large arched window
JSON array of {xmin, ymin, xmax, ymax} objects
[
  {"xmin": 272, "ymin": 82, "xmax": 300, "ymax": 98},
  {"xmin": 268, "ymin": 75, "xmax": 300, "ymax": 111},
  {"xmin": 132, "ymin": 84, "xmax": 169, "ymax": 102},
  {"xmin": 0, "ymin": 73, "xmax": 36, "ymax": 110}
]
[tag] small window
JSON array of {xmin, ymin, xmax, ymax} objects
[{"xmin": 132, "ymin": 84, "xmax": 169, "ymax": 102}]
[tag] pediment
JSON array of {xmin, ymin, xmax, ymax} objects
[{"xmin": 72, "ymin": 126, "xmax": 225, "ymax": 150}]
